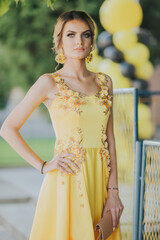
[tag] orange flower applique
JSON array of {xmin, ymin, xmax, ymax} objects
[
  {"xmin": 53, "ymin": 74, "xmax": 86, "ymax": 114},
  {"xmin": 54, "ymin": 127, "xmax": 86, "ymax": 176},
  {"xmin": 94, "ymin": 73, "xmax": 113, "ymax": 115},
  {"xmin": 99, "ymin": 124, "xmax": 111, "ymax": 176}
]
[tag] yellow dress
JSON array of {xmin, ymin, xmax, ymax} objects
[{"xmin": 29, "ymin": 72, "xmax": 122, "ymax": 240}]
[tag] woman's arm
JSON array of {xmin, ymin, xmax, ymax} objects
[
  {"xmin": 0, "ymin": 73, "xmax": 55, "ymax": 172},
  {"xmin": 106, "ymin": 75, "xmax": 118, "ymax": 189},
  {"xmin": 102, "ymin": 74, "xmax": 124, "ymax": 229}
]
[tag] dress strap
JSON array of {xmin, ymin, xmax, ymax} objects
[
  {"xmin": 52, "ymin": 73, "xmax": 67, "ymax": 92},
  {"xmin": 98, "ymin": 72, "xmax": 113, "ymax": 102}
]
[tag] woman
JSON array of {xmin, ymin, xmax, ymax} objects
[{"xmin": 0, "ymin": 10, "xmax": 124, "ymax": 240}]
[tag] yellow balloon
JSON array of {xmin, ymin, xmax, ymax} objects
[
  {"xmin": 138, "ymin": 103, "xmax": 151, "ymax": 121},
  {"xmin": 99, "ymin": 0, "xmax": 143, "ymax": 34},
  {"xmin": 111, "ymin": 73, "xmax": 131, "ymax": 88},
  {"xmin": 124, "ymin": 43, "xmax": 150, "ymax": 65},
  {"xmin": 135, "ymin": 61, "xmax": 154, "ymax": 80},
  {"xmin": 86, "ymin": 55, "xmax": 103, "ymax": 72},
  {"xmin": 98, "ymin": 58, "xmax": 120, "ymax": 76},
  {"xmin": 113, "ymin": 30, "xmax": 137, "ymax": 51},
  {"xmin": 138, "ymin": 120, "xmax": 155, "ymax": 139}
]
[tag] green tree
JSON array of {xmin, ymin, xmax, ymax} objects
[
  {"xmin": 0, "ymin": 0, "xmax": 103, "ymax": 108},
  {"xmin": 140, "ymin": 0, "xmax": 160, "ymax": 65}
]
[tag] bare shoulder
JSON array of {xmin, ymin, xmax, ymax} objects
[{"xmin": 34, "ymin": 73, "xmax": 56, "ymax": 90}]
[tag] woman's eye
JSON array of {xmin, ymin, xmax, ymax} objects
[
  {"xmin": 67, "ymin": 33, "xmax": 74, "ymax": 37},
  {"xmin": 67, "ymin": 33, "xmax": 91, "ymax": 38},
  {"xmin": 83, "ymin": 33, "xmax": 91, "ymax": 38}
]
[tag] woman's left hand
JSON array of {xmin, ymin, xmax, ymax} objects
[{"xmin": 102, "ymin": 190, "xmax": 124, "ymax": 229}]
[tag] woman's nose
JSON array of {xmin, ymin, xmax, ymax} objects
[{"xmin": 76, "ymin": 36, "xmax": 83, "ymax": 46}]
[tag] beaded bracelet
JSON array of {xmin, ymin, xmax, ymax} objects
[
  {"xmin": 107, "ymin": 187, "xmax": 119, "ymax": 192},
  {"xmin": 41, "ymin": 161, "xmax": 47, "ymax": 174}
]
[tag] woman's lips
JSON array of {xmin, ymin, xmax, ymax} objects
[{"xmin": 74, "ymin": 47, "xmax": 84, "ymax": 51}]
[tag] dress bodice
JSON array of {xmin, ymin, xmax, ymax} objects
[{"xmin": 48, "ymin": 72, "xmax": 113, "ymax": 173}]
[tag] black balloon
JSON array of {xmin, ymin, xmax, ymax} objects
[
  {"xmin": 120, "ymin": 61, "xmax": 135, "ymax": 78},
  {"xmin": 97, "ymin": 31, "xmax": 113, "ymax": 56},
  {"xmin": 103, "ymin": 46, "xmax": 124, "ymax": 63},
  {"xmin": 138, "ymin": 94, "xmax": 152, "ymax": 106},
  {"xmin": 137, "ymin": 28, "xmax": 151, "ymax": 46},
  {"xmin": 97, "ymin": 31, "xmax": 113, "ymax": 48},
  {"xmin": 131, "ymin": 78, "xmax": 149, "ymax": 90}
]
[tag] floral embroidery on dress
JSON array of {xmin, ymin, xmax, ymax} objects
[
  {"xmin": 52, "ymin": 72, "xmax": 113, "ymax": 115},
  {"xmin": 53, "ymin": 74, "xmax": 86, "ymax": 114},
  {"xmin": 99, "ymin": 124, "xmax": 111, "ymax": 177},
  {"xmin": 54, "ymin": 127, "xmax": 86, "ymax": 176},
  {"xmin": 94, "ymin": 73, "xmax": 113, "ymax": 115}
]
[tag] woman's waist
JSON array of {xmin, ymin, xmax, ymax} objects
[{"xmin": 54, "ymin": 136, "xmax": 103, "ymax": 149}]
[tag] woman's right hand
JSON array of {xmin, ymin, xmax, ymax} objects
[{"xmin": 43, "ymin": 152, "xmax": 80, "ymax": 175}]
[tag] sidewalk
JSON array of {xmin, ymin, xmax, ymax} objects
[{"xmin": 0, "ymin": 167, "xmax": 45, "ymax": 240}]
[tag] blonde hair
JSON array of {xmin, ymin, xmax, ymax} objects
[{"xmin": 51, "ymin": 10, "xmax": 96, "ymax": 69}]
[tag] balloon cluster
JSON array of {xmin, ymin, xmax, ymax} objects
[{"xmin": 87, "ymin": 0, "xmax": 155, "ymax": 139}]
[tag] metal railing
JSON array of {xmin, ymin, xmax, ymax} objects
[{"xmin": 138, "ymin": 141, "xmax": 160, "ymax": 240}]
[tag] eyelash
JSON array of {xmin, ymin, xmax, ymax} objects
[{"xmin": 67, "ymin": 33, "xmax": 91, "ymax": 38}]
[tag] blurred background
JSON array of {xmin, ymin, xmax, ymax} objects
[{"xmin": 0, "ymin": 0, "xmax": 160, "ymax": 239}]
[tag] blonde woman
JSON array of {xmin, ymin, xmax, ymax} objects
[{"xmin": 0, "ymin": 10, "xmax": 124, "ymax": 240}]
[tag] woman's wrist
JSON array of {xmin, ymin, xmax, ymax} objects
[
  {"xmin": 107, "ymin": 186, "xmax": 119, "ymax": 196},
  {"xmin": 107, "ymin": 187, "xmax": 119, "ymax": 191},
  {"xmin": 41, "ymin": 161, "xmax": 48, "ymax": 174}
]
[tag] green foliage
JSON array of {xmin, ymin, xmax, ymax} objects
[
  {"xmin": 0, "ymin": 0, "xmax": 57, "ymax": 107},
  {"xmin": 0, "ymin": 0, "xmax": 103, "ymax": 108},
  {"xmin": 140, "ymin": 0, "xmax": 160, "ymax": 65},
  {"xmin": 0, "ymin": 0, "xmax": 12, "ymax": 16}
]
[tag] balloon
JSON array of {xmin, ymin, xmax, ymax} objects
[
  {"xmin": 124, "ymin": 43, "xmax": 150, "ymax": 65},
  {"xmin": 138, "ymin": 103, "xmax": 151, "ymax": 121},
  {"xmin": 138, "ymin": 120, "xmax": 155, "ymax": 139},
  {"xmin": 99, "ymin": 0, "xmax": 143, "ymax": 34},
  {"xmin": 98, "ymin": 58, "xmax": 120, "ymax": 76},
  {"xmin": 119, "ymin": 61, "xmax": 135, "ymax": 78},
  {"xmin": 113, "ymin": 30, "xmax": 137, "ymax": 51},
  {"xmin": 86, "ymin": 55, "xmax": 103, "ymax": 72},
  {"xmin": 110, "ymin": 73, "xmax": 131, "ymax": 88},
  {"xmin": 139, "ymin": 95, "xmax": 152, "ymax": 106},
  {"xmin": 137, "ymin": 28, "xmax": 151, "ymax": 46},
  {"xmin": 131, "ymin": 78, "xmax": 149, "ymax": 90},
  {"xmin": 135, "ymin": 61, "xmax": 154, "ymax": 80},
  {"xmin": 97, "ymin": 31, "xmax": 113, "ymax": 49},
  {"xmin": 103, "ymin": 46, "xmax": 124, "ymax": 63},
  {"xmin": 97, "ymin": 31, "xmax": 113, "ymax": 56}
]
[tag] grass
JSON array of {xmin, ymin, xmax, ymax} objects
[{"xmin": 0, "ymin": 137, "xmax": 56, "ymax": 167}]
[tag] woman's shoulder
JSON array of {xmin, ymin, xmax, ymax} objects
[
  {"xmin": 97, "ymin": 72, "xmax": 113, "ymax": 95},
  {"xmin": 35, "ymin": 72, "xmax": 58, "ymax": 89},
  {"xmin": 98, "ymin": 71, "xmax": 112, "ymax": 81},
  {"xmin": 97, "ymin": 71, "xmax": 113, "ymax": 86}
]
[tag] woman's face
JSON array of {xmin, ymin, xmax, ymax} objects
[{"xmin": 60, "ymin": 19, "xmax": 92, "ymax": 60}]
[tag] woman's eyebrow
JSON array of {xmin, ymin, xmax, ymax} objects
[{"xmin": 66, "ymin": 30, "xmax": 91, "ymax": 33}]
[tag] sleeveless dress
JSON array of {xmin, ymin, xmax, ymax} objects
[{"xmin": 29, "ymin": 72, "xmax": 122, "ymax": 240}]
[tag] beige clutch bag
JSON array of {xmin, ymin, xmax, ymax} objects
[{"xmin": 94, "ymin": 211, "xmax": 113, "ymax": 240}]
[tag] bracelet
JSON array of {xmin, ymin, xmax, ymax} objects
[
  {"xmin": 107, "ymin": 187, "xmax": 119, "ymax": 191},
  {"xmin": 41, "ymin": 161, "xmax": 47, "ymax": 174}
]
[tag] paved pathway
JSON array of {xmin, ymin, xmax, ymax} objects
[{"xmin": 0, "ymin": 167, "xmax": 45, "ymax": 240}]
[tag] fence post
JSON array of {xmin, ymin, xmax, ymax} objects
[
  {"xmin": 132, "ymin": 140, "xmax": 143, "ymax": 240},
  {"xmin": 138, "ymin": 140, "xmax": 146, "ymax": 240}
]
